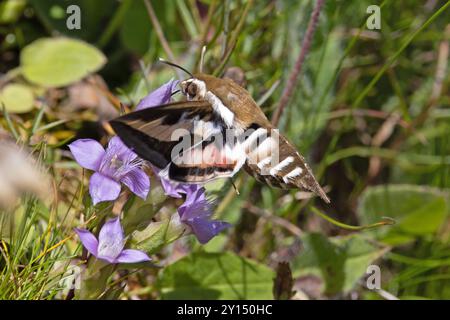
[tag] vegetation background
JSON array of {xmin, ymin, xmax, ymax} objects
[{"xmin": 0, "ymin": 0, "xmax": 449, "ymax": 299}]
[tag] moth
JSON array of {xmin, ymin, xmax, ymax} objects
[{"xmin": 109, "ymin": 63, "xmax": 330, "ymax": 203}]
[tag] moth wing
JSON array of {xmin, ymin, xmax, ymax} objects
[
  {"xmin": 110, "ymin": 100, "xmax": 246, "ymax": 184},
  {"xmin": 164, "ymin": 129, "xmax": 247, "ymax": 183},
  {"xmin": 109, "ymin": 100, "xmax": 213, "ymax": 169}
]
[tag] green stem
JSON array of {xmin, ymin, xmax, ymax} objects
[
  {"xmin": 97, "ymin": 0, "xmax": 132, "ymax": 48},
  {"xmin": 213, "ymin": 0, "xmax": 253, "ymax": 77},
  {"xmin": 310, "ymin": 206, "xmax": 395, "ymax": 231}
]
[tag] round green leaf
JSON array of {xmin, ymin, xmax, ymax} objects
[
  {"xmin": 20, "ymin": 37, "xmax": 106, "ymax": 87},
  {"xmin": 0, "ymin": 83, "xmax": 34, "ymax": 113}
]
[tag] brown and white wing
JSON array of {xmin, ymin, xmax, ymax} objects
[
  {"xmin": 166, "ymin": 133, "xmax": 246, "ymax": 183},
  {"xmin": 109, "ymin": 100, "xmax": 246, "ymax": 183},
  {"xmin": 110, "ymin": 101, "xmax": 213, "ymax": 169}
]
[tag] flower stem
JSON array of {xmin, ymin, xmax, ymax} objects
[
  {"xmin": 309, "ymin": 206, "xmax": 395, "ymax": 231},
  {"xmin": 194, "ymin": 0, "xmax": 218, "ymax": 71},
  {"xmin": 143, "ymin": 0, "xmax": 183, "ymax": 79},
  {"xmin": 97, "ymin": 0, "xmax": 132, "ymax": 48}
]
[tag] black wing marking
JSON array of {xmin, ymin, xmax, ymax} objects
[{"xmin": 109, "ymin": 101, "xmax": 213, "ymax": 169}]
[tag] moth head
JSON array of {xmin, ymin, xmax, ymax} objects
[{"xmin": 180, "ymin": 78, "xmax": 207, "ymax": 101}]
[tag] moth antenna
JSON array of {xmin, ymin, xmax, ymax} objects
[
  {"xmin": 199, "ymin": 46, "xmax": 207, "ymax": 73},
  {"xmin": 158, "ymin": 58, "xmax": 193, "ymax": 78}
]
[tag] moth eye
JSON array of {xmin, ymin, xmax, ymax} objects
[{"xmin": 187, "ymin": 83, "xmax": 197, "ymax": 98}]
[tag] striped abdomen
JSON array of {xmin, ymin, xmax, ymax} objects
[{"xmin": 242, "ymin": 127, "xmax": 329, "ymax": 203}]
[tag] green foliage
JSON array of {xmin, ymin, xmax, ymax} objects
[
  {"xmin": 1, "ymin": 0, "xmax": 449, "ymax": 300},
  {"xmin": 0, "ymin": 0, "xmax": 26, "ymax": 24},
  {"xmin": 28, "ymin": 0, "xmax": 116, "ymax": 42},
  {"xmin": 0, "ymin": 197, "xmax": 71, "ymax": 299},
  {"xmin": 119, "ymin": 0, "xmax": 151, "ymax": 55},
  {"xmin": 131, "ymin": 213, "xmax": 185, "ymax": 255},
  {"xmin": 0, "ymin": 83, "xmax": 34, "ymax": 113},
  {"xmin": 158, "ymin": 252, "xmax": 275, "ymax": 299},
  {"xmin": 21, "ymin": 37, "xmax": 106, "ymax": 87},
  {"xmin": 292, "ymin": 233, "xmax": 388, "ymax": 295},
  {"xmin": 358, "ymin": 185, "xmax": 449, "ymax": 245}
]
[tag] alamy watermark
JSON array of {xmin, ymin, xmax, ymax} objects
[
  {"xmin": 366, "ymin": 264, "xmax": 381, "ymax": 290},
  {"xmin": 366, "ymin": 5, "xmax": 381, "ymax": 30},
  {"xmin": 169, "ymin": 125, "xmax": 281, "ymax": 175},
  {"xmin": 58, "ymin": 264, "xmax": 82, "ymax": 290},
  {"xmin": 66, "ymin": 5, "xmax": 81, "ymax": 30}
]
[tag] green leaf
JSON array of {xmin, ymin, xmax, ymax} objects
[
  {"xmin": 0, "ymin": 0, "xmax": 26, "ymax": 24},
  {"xmin": 399, "ymin": 198, "xmax": 447, "ymax": 235},
  {"xmin": 358, "ymin": 184, "xmax": 449, "ymax": 245},
  {"xmin": 121, "ymin": 182, "xmax": 167, "ymax": 234},
  {"xmin": 131, "ymin": 212, "xmax": 185, "ymax": 255},
  {"xmin": 20, "ymin": 37, "xmax": 106, "ymax": 87},
  {"xmin": 158, "ymin": 252, "xmax": 275, "ymax": 299},
  {"xmin": 291, "ymin": 233, "xmax": 388, "ymax": 295},
  {"xmin": 335, "ymin": 236, "xmax": 388, "ymax": 293},
  {"xmin": 0, "ymin": 83, "xmax": 34, "ymax": 113}
]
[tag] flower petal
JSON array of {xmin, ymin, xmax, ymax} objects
[
  {"xmin": 178, "ymin": 187, "xmax": 210, "ymax": 220},
  {"xmin": 74, "ymin": 228, "xmax": 99, "ymax": 256},
  {"xmin": 121, "ymin": 168, "xmax": 150, "ymax": 200},
  {"xmin": 159, "ymin": 177, "xmax": 182, "ymax": 198},
  {"xmin": 186, "ymin": 218, "xmax": 231, "ymax": 244},
  {"xmin": 68, "ymin": 139, "xmax": 105, "ymax": 171},
  {"xmin": 106, "ymin": 136, "xmax": 137, "ymax": 160},
  {"xmin": 153, "ymin": 166, "xmax": 189, "ymax": 198},
  {"xmin": 97, "ymin": 217, "xmax": 125, "ymax": 261},
  {"xmin": 89, "ymin": 172, "xmax": 122, "ymax": 205},
  {"xmin": 97, "ymin": 255, "xmax": 116, "ymax": 264},
  {"xmin": 136, "ymin": 79, "xmax": 179, "ymax": 110},
  {"xmin": 152, "ymin": 166, "xmax": 182, "ymax": 198},
  {"xmin": 115, "ymin": 249, "xmax": 151, "ymax": 263},
  {"xmin": 161, "ymin": 178, "xmax": 200, "ymax": 199}
]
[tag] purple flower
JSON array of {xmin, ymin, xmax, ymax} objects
[
  {"xmin": 69, "ymin": 136, "xmax": 150, "ymax": 205},
  {"xmin": 152, "ymin": 165, "xmax": 201, "ymax": 198},
  {"xmin": 161, "ymin": 179, "xmax": 198, "ymax": 198},
  {"xmin": 136, "ymin": 79, "xmax": 179, "ymax": 110},
  {"xmin": 75, "ymin": 217, "xmax": 151, "ymax": 264},
  {"xmin": 178, "ymin": 187, "xmax": 230, "ymax": 244}
]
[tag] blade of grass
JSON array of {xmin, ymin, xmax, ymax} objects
[
  {"xmin": 175, "ymin": 0, "xmax": 198, "ymax": 39},
  {"xmin": 352, "ymin": 1, "xmax": 450, "ymax": 110},
  {"xmin": 143, "ymin": 0, "xmax": 182, "ymax": 79},
  {"xmin": 31, "ymin": 103, "xmax": 46, "ymax": 135},
  {"xmin": 317, "ymin": 0, "xmax": 450, "ymax": 180},
  {"xmin": 213, "ymin": 0, "xmax": 254, "ymax": 76},
  {"xmin": 97, "ymin": 0, "xmax": 132, "ymax": 48},
  {"xmin": 1, "ymin": 104, "xmax": 20, "ymax": 141}
]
